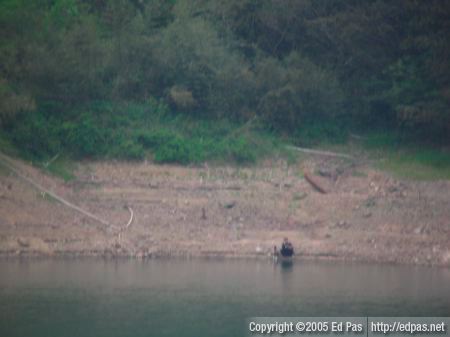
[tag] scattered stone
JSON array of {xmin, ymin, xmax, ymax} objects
[
  {"xmin": 370, "ymin": 182, "xmax": 379, "ymax": 192},
  {"xmin": 363, "ymin": 211, "xmax": 372, "ymax": 218},
  {"xmin": 293, "ymin": 192, "xmax": 308, "ymax": 201},
  {"xmin": 224, "ymin": 201, "xmax": 236, "ymax": 209},
  {"xmin": 414, "ymin": 226, "xmax": 424, "ymax": 235},
  {"xmin": 336, "ymin": 221, "xmax": 350, "ymax": 229},
  {"xmin": 388, "ymin": 186, "xmax": 398, "ymax": 193},
  {"xmin": 201, "ymin": 208, "xmax": 207, "ymax": 220},
  {"xmin": 364, "ymin": 197, "xmax": 376, "ymax": 208},
  {"xmin": 17, "ymin": 237, "xmax": 30, "ymax": 247},
  {"xmin": 317, "ymin": 169, "xmax": 333, "ymax": 178}
]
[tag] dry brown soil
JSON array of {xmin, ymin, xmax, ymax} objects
[{"xmin": 0, "ymin": 155, "xmax": 449, "ymax": 266}]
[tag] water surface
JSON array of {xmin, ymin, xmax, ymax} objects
[{"xmin": 0, "ymin": 259, "xmax": 449, "ymax": 337}]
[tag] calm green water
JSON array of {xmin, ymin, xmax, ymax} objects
[{"xmin": 0, "ymin": 259, "xmax": 449, "ymax": 337}]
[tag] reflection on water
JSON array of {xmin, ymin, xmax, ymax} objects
[{"xmin": 0, "ymin": 258, "xmax": 449, "ymax": 337}]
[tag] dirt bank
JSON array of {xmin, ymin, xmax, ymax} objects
[{"xmin": 0, "ymin": 155, "xmax": 449, "ymax": 266}]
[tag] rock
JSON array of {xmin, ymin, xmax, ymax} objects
[
  {"xmin": 293, "ymin": 192, "xmax": 308, "ymax": 201},
  {"xmin": 317, "ymin": 169, "xmax": 333, "ymax": 178},
  {"xmin": 224, "ymin": 201, "xmax": 236, "ymax": 209},
  {"xmin": 363, "ymin": 211, "xmax": 372, "ymax": 218},
  {"xmin": 336, "ymin": 221, "xmax": 350, "ymax": 229},
  {"xmin": 364, "ymin": 197, "xmax": 376, "ymax": 208},
  {"xmin": 388, "ymin": 186, "xmax": 398, "ymax": 193},
  {"xmin": 17, "ymin": 237, "xmax": 30, "ymax": 247},
  {"xmin": 201, "ymin": 208, "xmax": 207, "ymax": 220},
  {"xmin": 414, "ymin": 226, "xmax": 424, "ymax": 235}
]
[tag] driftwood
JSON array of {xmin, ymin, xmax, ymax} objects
[
  {"xmin": 304, "ymin": 170, "xmax": 327, "ymax": 194},
  {"xmin": 175, "ymin": 185, "xmax": 241, "ymax": 191},
  {"xmin": 117, "ymin": 206, "xmax": 134, "ymax": 242},
  {"xmin": 349, "ymin": 133, "xmax": 367, "ymax": 141},
  {"xmin": 286, "ymin": 145, "xmax": 354, "ymax": 160},
  {"xmin": 0, "ymin": 152, "xmax": 110, "ymax": 227},
  {"xmin": 43, "ymin": 153, "xmax": 60, "ymax": 168},
  {"xmin": 124, "ymin": 206, "xmax": 134, "ymax": 229}
]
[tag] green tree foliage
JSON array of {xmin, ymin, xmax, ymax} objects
[
  {"xmin": 1, "ymin": 0, "xmax": 449, "ymax": 160},
  {"xmin": 255, "ymin": 52, "xmax": 344, "ymax": 132}
]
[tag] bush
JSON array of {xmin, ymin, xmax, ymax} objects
[
  {"xmin": 138, "ymin": 129, "xmax": 179, "ymax": 149},
  {"xmin": 153, "ymin": 136, "xmax": 194, "ymax": 164},
  {"xmin": 108, "ymin": 137, "xmax": 144, "ymax": 160},
  {"xmin": 138, "ymin": 128, "xmax": 204, "ymax": 164},
  {"xmin": 222, "ymin": 136, "xmax": 256, "ymax": 164},
  {"xmin": 7, "ymin": 100, "xmax": 278, "ymax": 165},
  {"xmin": 294, "ymin": 120, "xmax": 347, "ymax": 147},
  {"xmin": 61, "ymin": 114, "xmax": 106, "ymax": 157},
  {"xmin": 10, "ymin": 112, "xmax": 61, "ymax": 158}
]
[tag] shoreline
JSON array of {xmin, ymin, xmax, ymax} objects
[
  {"xmin": 1, "ymin": 158, "xmax": 449, "ymax": 268},
  {"xmin": 0, "ymin": 249, "xmax": 448, "ymax": 268}
]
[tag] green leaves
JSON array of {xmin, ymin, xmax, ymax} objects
[{"xmin": 2, "ymin": 0, "xmax": 450, "ymax": 160}]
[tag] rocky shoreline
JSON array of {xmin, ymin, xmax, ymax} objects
[{"xmin": 1, "ymin": 157, "xmax": 449, "ymax": 267}]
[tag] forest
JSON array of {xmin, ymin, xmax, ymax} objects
[{"xmin": 1, "ymin": 0, "xmax": 449, "ymax": 164}]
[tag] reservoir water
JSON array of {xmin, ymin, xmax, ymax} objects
[{"xmin": 0, "ymin": 259, "xmax": 449, "ymax": 337}]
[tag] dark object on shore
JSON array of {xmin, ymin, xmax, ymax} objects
[
  {"xmin": 274, "ymin": 238, "xmax": 294, "ymax": 261},
  {"xmin": 201, "ymin": 207, "xmax": 207, "ymax": 220},
  {"xmin": 304, "ymin": 170, "xmax": 327, "ymax": 194},
  {"xmin": 274, "ymin": 243, "xmax": 294, "ymax": 268},
  {"xmin": 224, "ymin": 201, "xmax": 236, "ymax": 209},
  {"xmin": 280, "ymin": 237, "xmax": 294, "ymax": 257}
]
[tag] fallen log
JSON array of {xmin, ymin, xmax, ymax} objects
[
  {"xmin": 304, "ymin": 170, "xmax": 327, "ymax": 194},
  {"xmin": 286, "ymin": 145, "xmax": 354, "ymax": 160}
]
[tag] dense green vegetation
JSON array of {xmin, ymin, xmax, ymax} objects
[{"xmin": 1, "ymin": 0, "xmax": 449, "ymax": 165}]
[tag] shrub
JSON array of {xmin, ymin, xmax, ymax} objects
[
  {"xmin": 108, "ymin": 137, "xmax": 144, "ymax": 160},
  {"xmin": 138, "ymin": 129, "xmax": 179, "ymax": 149},
  {"xmin": 153, "ymin": 136, "xmax": 192, "ymax": 164},
  {"xmin": 222, "ymin": 136, "xmax": 256, "ymax": 164},
  {"xmin": 61, "ymin": 114, "xmax": 106, "ymax": 157},
  {"xmin": 10, "ymin": 112, "xmax": 61, "ymax": 158},
  {"xmin": 294, "ymin": 120, "xmax": 347, "ymax": 147}
]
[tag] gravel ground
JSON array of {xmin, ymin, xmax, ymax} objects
[{"xmin": 0, "ymin": 155, "xmax": 449, "ymax": 266}]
